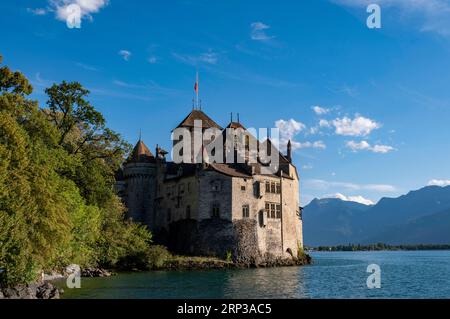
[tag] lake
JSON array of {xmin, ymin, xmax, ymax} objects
[{"xmin": 59, "ymin": 251, "xmax": 450, "ymax": 299}]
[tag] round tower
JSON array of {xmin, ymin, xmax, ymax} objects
[{"xmin": 122, "ymin": 139, "xmax": 157, "ymax": 228}]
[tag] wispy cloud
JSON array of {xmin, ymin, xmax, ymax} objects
[
  {"xmin": 250, "ymin": 22, "xmax": 275, "ymax": 41},
  {"xmin": 119, "ymin": 50, "xmax": 132, "ymax": 61},
  {"xmin": 172, "ymin": 50, "xmax": 219, "ymax": 66},
  {"xmin": 312, "ymin": 105, "xmax": 330, "ymax": 115},
  {"xmin": 27, "ymin": 8, "xmax": 48, "ymax": 15},
  {"xmin": 147, "ymin": 56, "xmax": 158, "ymax": 64},
  {"xmin": 346, "ymin": 140, "xmax": 395, "ymax": 153},
  {"xmin": 304, "ymin": 178, "xmax": 397, "ymax": 192},
  {"xmin": 76, "ymin": 62, "xmax": 98, "ymax": 71}
]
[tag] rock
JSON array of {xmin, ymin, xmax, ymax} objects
[
  {"xmin": 0, "ymin": 282, "xmax": 60, "ymax": 299},
  {"xmin": 65, "ymin": 264, "xmax": 81, "ymax": 276},
  {"xmin": 0, "ymin": 290, "xmax": 4, "ymax": 299},
  {"xmin": 36, "ymin": 282, "xmax": 59, "ymax": 299},
  {"xmin": 81, "ymin": 268, "xmax": 112, "ymax": 278}
]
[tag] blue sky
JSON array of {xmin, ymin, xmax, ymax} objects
[{"xmin": 2, "ymin": 0, "xmax": 450, "ymax": 205}]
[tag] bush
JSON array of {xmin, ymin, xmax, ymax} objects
[{"xmin": 146, "ymin": 245, "xmax": 171, "ymax": 270}]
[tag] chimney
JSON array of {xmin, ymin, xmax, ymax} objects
[{"xmin": 287, "ymin": 140, "xmax": 292, "ymax": 162}]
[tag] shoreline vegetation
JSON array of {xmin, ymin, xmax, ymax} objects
[{"xmin": 307, "ymin": 243, "xmax": 450, "ymax": 252}]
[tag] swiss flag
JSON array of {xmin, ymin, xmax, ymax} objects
[{"xmin": 194, "ymin": 82, "xmax": 198, "ymax": 93}]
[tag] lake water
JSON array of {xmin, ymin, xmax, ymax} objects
[{"xmin": 60, "ymin": 251, "xmax": 450, "ymax": 299}]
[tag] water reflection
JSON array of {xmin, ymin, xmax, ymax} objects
[{"xmin": 222, "ymin": 267, "xmax": 308, "ymax": 299}]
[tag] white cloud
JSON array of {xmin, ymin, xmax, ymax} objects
[
  {"xmin": 119, "ymin": 50, "xmax": 132, "ymax": 61},
  {"xmin": 51, "ymin": 0, "xmax": 109, "ymax": 27},
  {"xmin": 428, "ymin": 179, "xmax": 450, "ymax": 187},
  {"xmin": 250, "ymin": 22, "xmax": 274, "ymax": 41},
  {"xmin": 304, "ymin": 179, "xmax": 397, "ymax": 192},
  {"xmin": 274, "ymin": 119, "xmax": 326, "ymax": 151},
  {"xmin": 334, "ymin": 193, "xmax": 375, "ymax": 205},
  {"xmin": 346, "ymin": 140, "xmax": 395, "ymax": 153},
  {"xmin": 332, "ymin": 115, "xmax": 381, "ymax": 136},
  {"xmin": 302, "ymin": 164, "xmax": 313, "ymax": 170},
  {"xmin": 312, "ymin": 106, "xmax": 330, "ymax": 115}
]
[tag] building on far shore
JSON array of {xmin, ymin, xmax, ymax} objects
[{"xmin": 115, "ymin": 108, "xmax": 303, "ymax": 264}]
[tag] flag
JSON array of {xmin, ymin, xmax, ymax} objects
[{"xmin": 194, "ymin": 72, "xmax": 199, "ymax": 93}]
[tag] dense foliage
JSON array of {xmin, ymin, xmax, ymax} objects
[{"xmin": 0, "ymin": 55, "xmax": 153, "ymax": 287}]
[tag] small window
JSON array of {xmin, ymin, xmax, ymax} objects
[
  {"xmin": 241, "ymin": 185, "xmax": 246, "ymax": 191},
  {"xmin": 179, "ymin": 184, "xmax": 185, "ymax": 195},
  {"xmin": 271, "ymin": 182, "xmax": 276, "ymax": 194},
  {"xmin": 276, "ymin": 183, "xmax": 281, "ymax": 194},
  {"xmin": 270, "ymin": 203, "xmax": 276, "ymax": 219},
  {"xmin": 212, "ymin": 202, "xmax": 220, "ymax": 218},
  {"xmin": 265, "ymin": 202, "xmax": 270, "ymax": 218},
  {"xmin": 265, "ymin": 182, "xmax": 270, "ymax": 193},
  {"xmin": 242, "ymin": 205, "xmax": 250, "ymax": 218},
  {"xmin": 276, "ymin": 205, "xmax": 281, "ymax": 219},
  {"xmin": 187, "ymin": 182, "xmax": 191, "ymax": 193}
]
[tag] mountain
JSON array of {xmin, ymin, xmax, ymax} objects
[
  {"xmin": 302, "ymin": 198, "xmax": 371, "ymax": 246},
  {"xmin": 303, "ymin": 185, "xmax": 450, "ymax": 246},
  {"xmin": 367, "ymin": 208, "xmax": 450, "ymax": 245}
]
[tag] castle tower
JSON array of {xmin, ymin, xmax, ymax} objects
[{"xmin": 122, "ymin": 139, "xmax": 157, "ymax": 228}]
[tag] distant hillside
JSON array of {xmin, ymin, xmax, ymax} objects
[
  {"xmin": 303, "ymin": 185, "xmax": 450, "ymax": 246},
  {"xmin": 302, "ymin": 198, "xmax": 370, "ymax": 246},
  {"xmin": 367, "ymin": 208, "xmax": 450, "ymax": 245}
]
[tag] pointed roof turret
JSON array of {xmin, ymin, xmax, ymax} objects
[{"xmin": 127, "ymin": 140, "xmax": 155, "ymax": 163}]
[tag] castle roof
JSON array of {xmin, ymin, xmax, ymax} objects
[
  {"xmin": 175, "ymin": 110, "xmax": 222, "ymax": 130},
  {"xmin": 225, "ymin": 121, "xmax": 246, "ymax": 130},
  {"xmin": 127, "ymin": 140, "xmax": 155, "ymax": 163}
]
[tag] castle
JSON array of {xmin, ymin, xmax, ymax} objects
[{"xmin": 115, "ymin": 108, "xmax": 304, "ymax": 264}]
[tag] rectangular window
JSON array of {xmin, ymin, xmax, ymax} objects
[
  {"xmin": 253, "ymin": 182, "xmax": 260, "ymax": 197},
  {"xmin": 265, "ymin": 202, "xmax": 270, "ymax": 218},
  {"xmin": 179, "ymin": 184, "xmax": 185, "ymax": 195},
  {"xmin": 212, "ymin": 203, "xmax": 220, "ymax": 218},
  {"xmin": 266, "ymin": 181, "xmax": 270, "ymax": 193},
  {"xmin": 242, "ymin": 205, "xmax": 250, "ymax": 218},
  {"xmin": 276, "ymin": 205, "xmax": 281, "ymax": 219},
  {"xmin": 276, "ymin": 183, "xmax": 281, "ymax": 194},
  {"xmin": 270, "ymin": 203, "xmax": 276, "ymax": 219},
  {"xmin": 241, "ymin": 185, "xmax": 246, "ymax": 191},
  {"xmin": 271, "ymin": 182, "xmax": 276, "ymax": 194}
]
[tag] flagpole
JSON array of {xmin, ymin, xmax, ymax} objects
[{"xmin": 196, "ymin": 71, "xmax": 199, "ymax": 109}]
